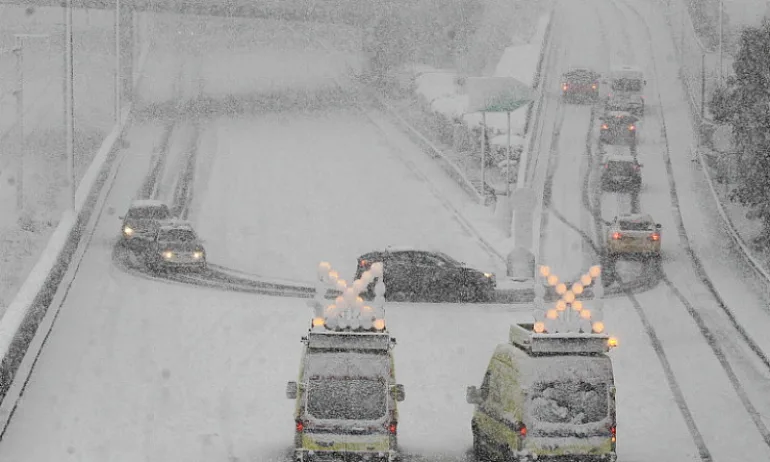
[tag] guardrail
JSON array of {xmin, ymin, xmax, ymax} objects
[
  {"xmin": 0, "ymin": 13, "xmax": 153, "ymax": 409},
  {"xmin": 661, "ymin": 2, "xmax": 770, "ymax": 285},
  {"xmin": 369, "ymin": 93, "xmax": 485, "ymax": 205}
]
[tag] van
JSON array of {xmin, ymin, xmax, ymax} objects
[
  {"xmin": 286, "ymin": 327, "xmax": 405, "ymax": 462},
  {"xmin": 605, "ymin": 65, "xmax": 646, "ymax": 117},
  {"xmin": 466, "ymin": 323, "xmax": 617, "ymax": 462}
]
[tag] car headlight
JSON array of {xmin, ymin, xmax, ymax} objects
[
  {"xmin": 162, "ymin": 251, "xmax": 174, "ymax": 260},
  {"xmin": 193, "ymin": 251, "xmax": 204, "ymax": 260},
  {"xmin": 123, "ymin": 226, "xmax": 133, "ymax": 236},
  {"xmin": 484, "ymin": 272, "xmax": 493, "ymax": 278}
]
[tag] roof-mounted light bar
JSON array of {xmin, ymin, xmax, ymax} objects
[
  {"xmin": 510, "ymin": 323, "xmax": 617, "ymax": 355},
  {"xmin": 534, "ymin": 264, "xmax": 607, "ymax": 335},
  {"xmin": 309, "ymin": 261, "xmax": 387, "ymax": 333}
]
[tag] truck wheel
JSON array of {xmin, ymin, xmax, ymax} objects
[{"xmin": 473, "ymin": 435, "xmax": 491, "ymax": 461}]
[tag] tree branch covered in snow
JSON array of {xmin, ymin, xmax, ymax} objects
[{"xmin": 712, "ymin": 22, "xmax": 770, "ymax": 234}]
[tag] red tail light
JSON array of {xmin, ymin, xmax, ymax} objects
[
  {"xmin": 612, "ymin": 232, "xmax": 622, "ymax": 240},
  {"xmin": 295, "ymin": 420, "xmax": 304, "ymax": 433},
  {"xmin": 650, "ymin": 232, "xmax": 660, "ymax": 241},
  {"xmin": 519, "ymin": 425, "xmax": 527, "ymax": 437},
  {"xmin": 359, "ymin": 259, "xmax": 368, "ymax": 267},
  {"xmin": 562, "ymin": 83, "xmax": 568, "ymax": 90},
  {"xmin": 388, "ymin": 422, "xmax": 397, "ymax": 434},
  {"xmin": 611, "ymin": 425, "xmax": 616, "ymax": 443},
  {"xmin": 601, "ymin": 124, "xmax": 609, "ymax": 130},
  {"xmin": 628, "ymin": 125, "xmax": 635, "ymax": 131}
]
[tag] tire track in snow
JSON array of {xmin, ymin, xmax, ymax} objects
[{"xmin": 611, "ymin": 0, "xmax": 770, "ymax": 450}]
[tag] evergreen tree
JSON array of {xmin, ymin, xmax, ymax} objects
[{"xmin": 713, "ymin": 22, "xmax": 770, "ymax": 234}]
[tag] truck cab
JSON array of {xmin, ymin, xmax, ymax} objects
[
  {"xmin": 286, "ymin": 328, "xmax": 404, "ymax": 462},
  {"xmin": 605, "ymin": 65, "xmax": 646, "ymax": 117},
  {"xmin": 467, "ymin": 323, "xmax": 618, "ymax": 462}
]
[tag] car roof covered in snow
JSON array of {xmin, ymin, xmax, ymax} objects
[
  {"xmin": 129, "ymin": 199, "xmax": 167, "ymax": 208},
  {"xmin": 603, "ymin": 152, "xmax": 638, "ymax": 162},
  {"xmin": 617, "ymin": 213, "xmax": 654, "ymax": 224},
  {"xmin": 609, "ymin": 64, "xmax": 643, "ymax": 74},
  {"xmin": 158, "ymin": 221, "xmax": 196, "ymax": 232},
  {"xmin": 604, "ymin": 110, "xmax": 635, "ymax": 119}
]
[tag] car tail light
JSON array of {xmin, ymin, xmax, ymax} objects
[
  {"xmin": 592, "ymin": 84, "xmax": 597, "ymax": 89},
  {"xmin": 650, "ymin": 232, "xmax": 660, "ymax": 241},
  {"xmin": 388, "ymin": 422, "xmax": 397, "ymax": 434},
  {"xmin": 611, "ymin": 425, "xmax": 616, "ymax": 442},
  {"xmin": 562, "ymin": 83, "xmax": 568, "ymax": 90},
  {"xmin": 296, "ymin": 420, "xmax": 304, "ymax": 433},
  {"xmin": 518, "ymin": 424, "xmax": 527, "ymax": 437},
  {"xmin": 628, "ymin": 125, "xmax": 635, "ymax": 131},
  {"xmin": 601, "ymin": 124, "xmax": 609, "ymax": 130},
  {"xmin": 612, "ymin": 232, "xmax": 622, "ymax": 240}
]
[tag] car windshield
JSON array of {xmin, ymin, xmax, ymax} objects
[
  {"xmin": 607, "ymin": 161, "xmax": 636, "ymax": 174},
  {"xmin": 306, "ymin": 377, "xmax": 387, "ymax": 420},
  {"xmin": 611, "ymin": 78, "xmax": 642, "ymax": 92},
  {"xmin": 158, "ymin": 229, "xmax": 197, "ymax": 242},
  {"xmin": 127, "ymin": 206, "xmax": 169, "ymax": 220},
  {"xmin": 530, "ymin": 381, "xmax": 609, "ymax": 424},
  {"xmin": 619, "ymin": 219, "xmax": 653, "ymax": 231}
]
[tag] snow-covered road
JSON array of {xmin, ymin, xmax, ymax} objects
[
  {"xmin": 538, "ymin": 0, "xmax": 770, "ymax": 461},
  {"xmin": 3, "ymin": 2, "xmax": 770, "ymax": 462}
]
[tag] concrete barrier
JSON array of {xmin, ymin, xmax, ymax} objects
[{"xmin": 0, "ymin": 13, "xmax": 153, "ymax": 410}]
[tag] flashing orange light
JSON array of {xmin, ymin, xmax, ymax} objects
[
  {"xmin": 589, "ymin": 265, "xmax": 601, "ymax": 278},
  {"xmin": 555, "ymin": 283, "xmax": 567, "ymax": 295},
  {"xmin": 373, "ymin": 319, "xmax": 386, "ymax": 330},
  {"xmin": 608, "ymin": 337, "xmax": 619, "ymax": 348},
  {"xmin": 539, "ymin": 265, "xmax": 551, "ymax": 277},
  {"xmin": 563, "ymin": 291, "xmax": 576, "ymax": 303},
  {"xmin": 312, "ymin": 317, "xmax": 325, "ymax": 328},
  {"xmin": 533, "ymin": 322, "xmax": 546, "ymax": 333},
  {"xmin": 581, "ymin": 274, "xmax": 592, "ymax": 286},
  {"xmin": 572, "ymin": 282, "xmax": 584, "ymax": 295},
  {"xmin": 628, "ymin": 125, "xmax": 635, "ymax": 131},
  {"xmin": 329, "ymin": 270, "xmax": 339, "ymax": 280},
  {"xmin": 572, "ymin": 300, "xmax": 583, "ymax": 311},
  {"xmin": 547, "ymin": 274, "xmax": 559, "ymax": 286},
  {"xmin": 580, "ymin": 309, "xmax": 592, "ymax": 319},
  {"xmin": 650, "ymin": 232, "xmax": 660, "ymax": 241},
  {"xmin": 546, "ymin": 309, "xmax": 558, "ymax": 320},
  {"xmin": 555, "ymin": 300, "xmax": 567, "ymax": 311},
  {"xmin": 592, "ymin": 321, "xmax": 605, "ymax": 333},
  {"xmin": 356, "ymin": 296, "xmax": 364, "ymax": 304}
]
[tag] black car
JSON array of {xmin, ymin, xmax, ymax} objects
[
  {"xmin": 599, "ymin": 111, "xmax": 638, "ymax": 147},
  {"xmin": 143, "ymin": 222, "xmax": 207, "ymax": 272},
  {"xmin": 600, "ymin": 152, "xmax": 642, "ymax": 192},
  {"xmin": 120, "ymin": 199, "xmax": 172, "ymax": 250},
  {"xmin": 561, "ymin": 67, "xmax": 601, "ymax": 103},
  {"xmin": 354, "ymin": 249, "xmax": 496, "ymax": 303}
]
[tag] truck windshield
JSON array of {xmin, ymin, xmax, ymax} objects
[
  {"xmin": 611, "ymin": 78, "xmax": 642, "ymax": 92},
  {"xmin": 307, "ymin": 377, "xmax": 387, "ymax": 420},
  {"xmin": 530, "ymin": 381, "xmax": 609, "ymax": 424}
]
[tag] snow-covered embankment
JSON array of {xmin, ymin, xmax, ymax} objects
[{"xmin": 0, "ymin": 12, "xmax": 153, "ymax": 413}]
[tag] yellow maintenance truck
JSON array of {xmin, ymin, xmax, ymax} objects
[
  {"xmin": 467, "ymin": 323, "xmax": 618, "ymax": 462},
  {"xmin": 285, "ymin": 261, "xmax": 405, "ymax": 462}
]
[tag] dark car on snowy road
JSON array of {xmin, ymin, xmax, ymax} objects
[
  {"xmin": 561, "ymin": 67, "xmax": 601, "ymax": 103},
  {"xmin": 599, "ymin": 111, "xmax": 638, "ymax": 147},
  {"xmin": 143, "ymin": 222, "xmax": 207, "ymax": 272},
  {"xmin": 120, "ymin": 199, "xmax": 172, "ymax": 250},
  {"xmin": 354, "ymin": 248, "xmax": 496, "ymax": 303}
]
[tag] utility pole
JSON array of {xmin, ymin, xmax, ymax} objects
[
  {"xmin": 114, "ymin": 0, "xmax": 121, "ymax": 124},
  {"xmin": 719, "ymin": 0, "xmax": 724, "ymax": 85},
  {"xmin": 701, "ymin": 53, "xmax": 706, "ymax": 120},
  {"xmin": 13, "ymin": 33, "xmax": 49, "ymax": 213},
  {"xmin": 64, "ymin": 0, "xmax": 76, "ymax": 211}
]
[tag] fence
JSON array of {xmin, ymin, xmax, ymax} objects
[{"xmin": 664, "ymin": 0, "xmax": 725, "ymax": 135}]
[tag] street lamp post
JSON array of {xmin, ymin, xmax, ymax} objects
[
  {"xmin": 13, "ymin": 33, "xmax": 50, "ymax": 213},
  {"xmin": 64, "ymin": 0, "xmax": 75, "ymax": 212},
  {"xmin": 719, "ymin": 0, "xmax": 724, "ymax": 84}
]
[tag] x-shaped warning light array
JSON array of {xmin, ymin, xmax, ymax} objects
[
  {"xmin": 309, "ymin": 261, "xmax": 387, "ymax": 331},
  {"xmin": 533, "ymin": 264, "xmax": 605, "ymax": 334}
]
